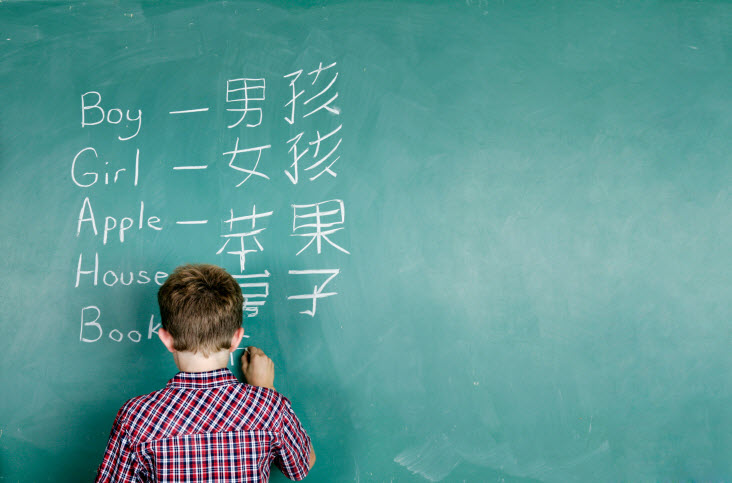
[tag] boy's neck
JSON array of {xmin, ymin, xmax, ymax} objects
[{"xmin": 173, "ymin": 349, "xmax": 230, "ymax": 373}]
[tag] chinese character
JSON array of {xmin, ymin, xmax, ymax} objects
[
  {"xmin": 285, "ymin": 125, "xmax": 342, "ymax": 184},
  {"xmin": 223, "ymin": 138, "xmax": 271, "ymax": 186},
  {"xmin": 288, "ymin": 269, "xmax": 340, "ymax": 317},
  {"xmin": 283, "ymin": 70, "xmax": 303, "ymax": 125},
  {"xmin": 304, "ymin": 62, "xmax": 339, "ymax": 118},
  {"xmin": 217, "ymin": 206, "xmax": 273, "ymax": 272},
  {"xmin": 306, "ymin": 124, "xmax": 341, "ymax": 180},
  {"xmin": 226, "ymin": 78, "xmax": 266, "ymax": 128},
  {"xmin": 234, "ymin": 270, "xmax": 271, "ymax": 318},
  {"xmin": 292, "ymin": 200, "xmax": 350, "ymax": 256},
  {"xmin": 284, "ymin": 132, "xmax": 308, "ymax": 184},
  {"xmin": 283, "ymin": 62, "xmax": 339, "ymax": 124}
]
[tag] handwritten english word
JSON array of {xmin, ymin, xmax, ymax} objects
[
  {"xmin": 77, "ymin": 197, "xmax": 162, "ymax": 244},
  {"xmin": 80, "ymin": 307, "xmax": 158, "ymax": 343},
  {"xmin": 75, "ymin": 252, "xmax": 168, "ymax": 288},
  {"xmin": 81, "ymin": 91, "xmax": 142, "ymax": 141},
  {"xmin": 71, "ymin": 147, "xmax": 140, "ymax": 188},
  {"xmin": 79, "ymin": 306, "xmax": 247, "ymax": 368}
]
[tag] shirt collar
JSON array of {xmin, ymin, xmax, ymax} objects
[{"xmin": 166, "ymin": 368, "xmax": 239, "ymax": 389}]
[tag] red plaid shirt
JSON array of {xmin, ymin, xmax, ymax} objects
[{"xmin": 96, "ymin": 368, "xmax": 311, "ymax": 482}]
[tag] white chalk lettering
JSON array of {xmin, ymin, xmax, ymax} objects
[
  {"xmin": 78, "ymin": 306, "xmax": 159, "ymax": 344},
  {"xmin": 107, "ymin": 108, "xmax": 123, "ymax": 124},
  {"xmin": 225, "ymin": 78, "xmax": 265, "ymax": 128},
  {"xmin": 76, "ymin": 252, "xmax": 99, "ymax": 287},
  {"xmin": 71, "ymin": 147, "xmax": 98, "ymax": 187},
  {"xmin": 77, "ymin": 197, "xmax": 98, "ymax": 237},
  {"xmin": 288, "ymin": 269, "xmax": 340, "ymax": 317},
  {"xmin": 75, "ymin": 252, "xmax": 168, "ymax": 288},
  {"xmin": 80, "ymin": 305, "xmax": 102, "ymax": 342},
  {"xmin": 80, "ymin": 92, "xmax": 104, "ymax": 126},
  {"xmin": 71, "ymin": 147, "xmax": 140, "ymax": 188},
  {"xmin": 81, "ymin": 91, "xmax": 142, "ymax": 141},
  {"xmin": 119, "ymin": 271, "xmax": 134, "ymax": 286},
  {"xmin": 102, "ymin": 270, "xmax": 118, "ymax": 286},
  {"xmin": 169, "ymin": 108, "xmax": 209, "ymax": 114},
  {"xmin": 76, "ymin": 198, "xmax": 162, "ymax": 244},
  {"xmin": 292, "ymin": 200, "xmax": 350, "ymax": 255},
  {"xmin": 148, "ymin": 315, "xmax": 160, "ymax": 339}
]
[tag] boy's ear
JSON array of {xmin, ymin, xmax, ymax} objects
[
  {"xmin": 158, "ymin": 328, "xmax": 176, "ymax": 353},
  {"xmin": 229, "ymin": 327, "xmax": 245, "ymax": 352}
]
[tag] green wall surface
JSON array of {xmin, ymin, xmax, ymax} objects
[{"xmin": 2, "ymin": 1, "xmax": 732, "ymax": 481}]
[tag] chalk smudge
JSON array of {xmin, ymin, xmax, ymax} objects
[{"xmin": 394, "ymin": 434, "xmax": 461, "ymax": 482}]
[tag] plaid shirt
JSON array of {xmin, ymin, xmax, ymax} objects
[{"xmin": 95, "ymin": 368, "xmax": 311, "ymax": 482}]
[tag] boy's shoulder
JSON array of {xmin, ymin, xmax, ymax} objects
[{"xmin": 113, "ymin": 378, "xmax": 290, "ymax": 443}]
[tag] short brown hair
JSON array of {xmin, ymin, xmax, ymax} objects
[{"xmin": 157, "ymin": 264, "xmax": 243, "ymax": 355}]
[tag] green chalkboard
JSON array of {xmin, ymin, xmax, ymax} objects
[{"xmin": 2, "ymin": 1, "xmax": 732, "ymax": 481}]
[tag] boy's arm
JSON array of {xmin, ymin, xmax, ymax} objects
[
  {"xmin": 95, "ymin": 405, "xmax": 137, "ymax": 483},
  {"xmin": 274, "ymin": 396, "xmax": 314, "ymax": 480},
  {"xmin": 242, "ymin": 347, "xmax": 315, "ymax": 478},
  {"xmin": 308, "ymin": 442, "xmax": 316, "ymax": 468}
]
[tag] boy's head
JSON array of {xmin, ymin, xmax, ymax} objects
[{"xmin": 157, "ymin": 264, "xmax": 244, "ymax": 356}]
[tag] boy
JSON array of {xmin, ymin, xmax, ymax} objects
[{"xmin": 96, "ymin": 264, "xmax": 315, "ymax": 482}]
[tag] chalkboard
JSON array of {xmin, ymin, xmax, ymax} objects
[{"xmin": 2, "ymin": 1, "xmax": 732, "ymax": 481}]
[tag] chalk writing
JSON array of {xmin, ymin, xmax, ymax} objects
[
  {"xmin": 226, "ymin": 78, "xmax": 266, "ymax": 128},
  {"xmin": 283, "ymin": 62, "xmax": 342, "ymax": 184},
  {"xmin": 224, "ymin": 139, "xmax": 271, "ymax": 186},
  {"xmin": 292, "ymin": 200, "xmax": 350, "ymax": 255},
  {"xmin": 81, "ymin": 91, "xmax": 142, "ymax": 141},
  {"xmin": 75, "ymin": 253, "xmax": 168, "ymax": 288},
  {"xmin": 72, "ymin": 61, "xmax": 349, "ymax": 365},
  {"xmin": 234, "ymin": 271, "xmax": 271, "ymax": 317},
  {"xmin": 71, "ymin": 147, "xmax": 140, "ymax": 188},
  {"xmin": 80, "ymin": 307, "xmax": 157, "ymax": 344},
  {"xmin": 77, "ymin": 198, "xmax": 162, "ymax": 245},
  {"xmin": 287, "ymin": 269, "xmax": 340, "ymax": 317},
  {"xmin": 217, "ymin": 206, "xmax": 273, "ymax": 272}
]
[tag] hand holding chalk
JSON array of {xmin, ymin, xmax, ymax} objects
[{"xmin": 241, "ymin": 346, "xmax": 275, "ymax": 390}]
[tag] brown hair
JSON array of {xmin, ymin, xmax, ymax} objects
[{"xmin": 157, "ymin": 264, "xmax": 243, "ymax": 355}]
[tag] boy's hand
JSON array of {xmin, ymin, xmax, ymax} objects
[{"xmin": 241, "ymin": 346, "xmax": 275, "ymax": 390}]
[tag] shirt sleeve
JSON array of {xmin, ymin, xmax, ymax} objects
[
  {"xmin": 273, "ymin": 395, "xmax": 312, "ymax": 481},
  {"xmin": 95, "ymin": 404, "xmax": 138, "ymax": 483}
]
